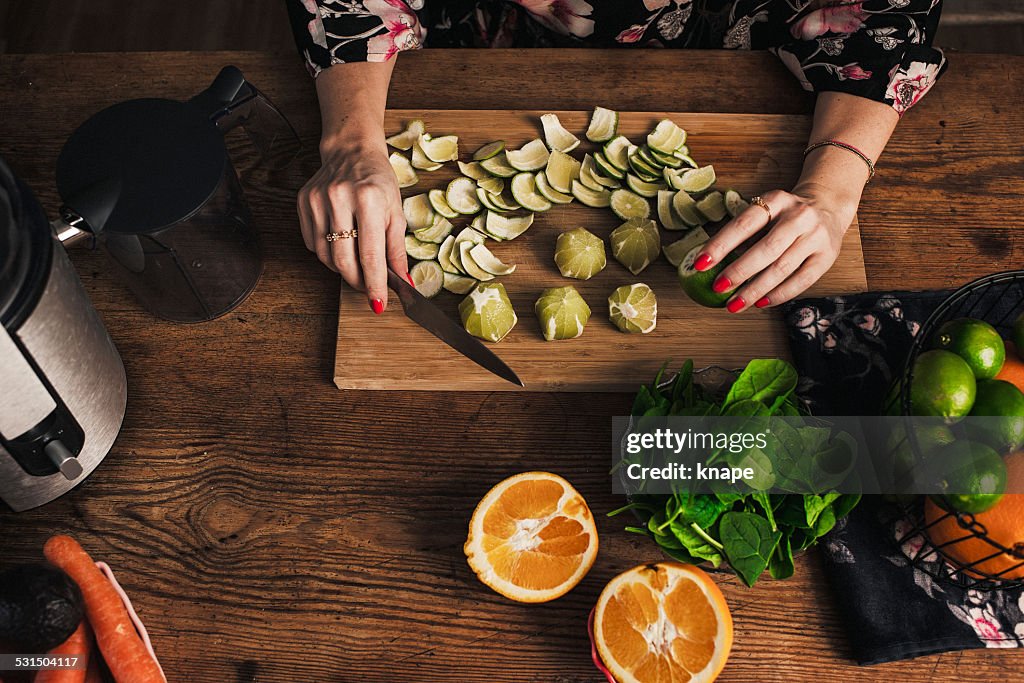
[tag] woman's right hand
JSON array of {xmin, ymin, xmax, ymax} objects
[{"xmin": 296, "ymin": 131, "xmax": 409, "ymax": 314}]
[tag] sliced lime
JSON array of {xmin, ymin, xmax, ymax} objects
[
  {"xmin": 446, "ymin": 177, "xmax": 482, "ymax": 215},
  {"xmin": 385, "ymin": 119, "xmax": 425, "ymax": 151},
  {"xmin": 428, "ymin": 188, "xmax": 459, "ymax": 219},
  {"xmin": 457, "ymin": 241, "xmax": 496, "ymax": 282},
  {"xmin": 535, "ymin": 171, "xmax": 573, "ymax": 204},
  {"xmin": 579, "ymin": 154, "xmax": 604, "ymax": 191},
  {"xmin": 571, "ymin": 180, "xmax": 611, "ymax": 208},
  {"xmin": 479, "ymin": 152, "xmax": 518, "ymax": 178},
  {"xmin": 485, "ymin": 211, "xmax": 535, "ymax": 240},
  {"xmin": 413, "ymin": 215, "xmax": 454, "ymax": 243},
  {"xmin": 389, "ymin": 152, "xmax": 418, "ymax": 188},
  {"xmin": 409, "ymin": 260, "xmax": 443, "ymax": 298},
  {"xmin": 610, "ymin": 218, "xmax": 660, "ymax": 275},
  {"xmin": 459, "ymin": 283, "xmax": 517, "ymax": 343},
  {"xmin": 625, "ymin": 174, "xmax": 665, "ymax": 198},
  {"xmin": 545, "ymin": 150, "xmax": 581, "ymax": 194},
  {"xmin": 647, "ymin": 119, "xmax": 686, "ymax": 154},
  {"xmin": 603, "ymin": 136, "xmax": 632, "ymax": 171},
  {"xmin": 506, "ymin": 139, "xmax": 550, "ymax": 172},
  {"xmin": 671, "ymin": 190, "xmax": 704, "ymax": 227},
  {"xmin": 418, "ymin": 133, "xmax": 459, "ymax": 163},
  {"xmin": 677, "ymin": 165, "xmax": 716, "ymax": 193},
  {"xmin": 477, "ymin": 177, "xmax": 504, "ymax": 196},
  {"xmin": 696, "ymin": 191, "xmax": 727, "ymax": 222},
  {"xmin": 586, "ymin": 106, "xmax": 618, "ymax": 143},
  {"xmin": 724, "ymin": 189, "xmax": 749, "ymax": 218},
  {"xmin": 458, "ymin": 160, "xmax": 490, "ymax": 180},
  {"xmin": 438, "ymin": 235, "xmax": 460, "ymax": 274},
  {"xmin": 453, "ymin": 226, "xmax": 487, "ymax": 247},
  {"xmin": 627, "ymin": 153, "xmax": 661, "ymax": 182},
  {"xmin": 608, "ymin": 283, "xmax": 657, "ymax": 334},
  {"xmin": 656, "ymin": 190, "xmax": 688, "ymax": 231},
  {"xmin": 411, "ymin": 139, "xmax": 443, "ymax": 171},
  {"xmin": 663, "ymin": 227, "xmax": 710, "ymax": 267},
  {"xmin": 535, "ymin": 286, "xmax": 592, "ymax": 341},
  {"xmin": 540, "ymin": 113, "xmax": 581, "ymax": 153},
  {"xmin": 648, "ymin": 147, "xmax": 683, "ymax": 169},
  {"xmin": 442, "ymin": 272, "xmax": 478, "ymax": 295},
  {"xmin": 511, "ymin": 172, "xmax": 553, "ymax": 212},
  {"xmin": 405, "ymin": 234, "xmax": 440, "ymax": 261},
  {"xmin": 609, "ymin": 189, "xmax": 651, "ymax": 220},
  {"xmin": 490, "ymin": 189, "xmax": 521, "ymax": 212},
  {"xmin": 476, "ymin": 187, "xmax": 505, "ymax": 213},
  {"xmin": 594, "ymin": 150, "xmax": 626, "ymax": 180},
  {"xmin": 403, "ymin": 193, "xmax": 435, "ymax": 231},
  {"xmin": 554, "ymin": 227, "xmax": 606, "ymax": 280},
  {"xmin": 473, "ymin": 140, "xmax": 505, "ymax": 161},
  {"xmin": 469, "ymin": 243, "xmax": 517, "ymax": 276}
]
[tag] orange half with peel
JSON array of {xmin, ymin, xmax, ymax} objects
[
  {"xmin": 464, "ymin": 471, "xmax": 598, "ymax": 603},
  {"xmin": 593, "ymin": 562, "xmax": 733, "ymax": 683}
]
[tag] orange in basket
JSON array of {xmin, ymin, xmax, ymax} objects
[{"xmin": 925, "ymin": 451, "xmax": 1024, "ymax": 580}]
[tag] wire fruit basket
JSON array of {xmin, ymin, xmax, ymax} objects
[{"xmin": 885, "ymin": 270, "xmax": 1024, "ymax": 590}]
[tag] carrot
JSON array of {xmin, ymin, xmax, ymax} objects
[
  {"xmin": 35, "ymin": 618, "xmax": 91, "ymax": 683},
  {"xmin": 83, "ymin": 655, "xmax": 104, "ymax": 683},
  {"xmin": 43, "ymin": 536, "xmax": 164, "ymax": 683}
]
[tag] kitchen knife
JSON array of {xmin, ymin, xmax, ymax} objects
[{"xmin": 386, "ymin": 270, "xmax": 524, "ymax": 387}]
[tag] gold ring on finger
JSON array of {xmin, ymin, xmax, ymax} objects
[
  {"xmin": 750, "ymin": 196, "xmax": 772, "ymax": 223},
  {"xmin": 326, "ymin": 229, "xmax": 357, "ymax": 242}
]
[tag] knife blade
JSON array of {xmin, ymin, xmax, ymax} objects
[{"xmin": 386, "ymin": 270, "xmax": 524, "ymax": 387}]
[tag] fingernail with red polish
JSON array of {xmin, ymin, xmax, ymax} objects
[
  {"xmin": 694, "ymin": 254, "xmax": 714, "ymax": 272},
  {"xmin": 712, "ymin": 276, "xmax": 732, "ymax": 294},
  {"xmin": 727, "ymin": 297, "xmax": 746, "ymax": 314},
  {"xmin": 371, "ymin": 299, "xmax": 384, "ymax": 315},
  {"xmin": 405, "ymin": 272, "xmax": 416, "ymax": 288},
  {"xmin": 755, "ymin": 296, "xmax": 770, "ymax": 309}
]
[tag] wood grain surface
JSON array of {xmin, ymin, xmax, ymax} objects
[
  {"xmin": 335, "ymin": 110, "xmax": 866, "ymax": 391},
  {"xmin": 0, "ymin": 50, "xmax": 1023, "ymax": 682}
]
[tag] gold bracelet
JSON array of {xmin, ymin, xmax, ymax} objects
[{"xmin": 803, "ymin": 139, "xmax": 876, "ymax": 182}]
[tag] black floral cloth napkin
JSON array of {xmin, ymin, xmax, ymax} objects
[{"xmin": 783, "ymin": 291, "xmax": 1024, "ymax": 665}]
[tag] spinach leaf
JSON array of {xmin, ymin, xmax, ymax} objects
[
  {"xmin": 669, "ymin": 522, "xmax": 723, "ymax": 567},
  {"xmin": 750, "ymin": 492, "xmax": 777, "ymax": 531},
  {"xmin": 718, "ymin": 511, "xmax": 783, "ymax": 587},
  {"xmin": 720, "ymin": 359, "xmax": 798, "ymax": 413},
  {"xmin": 768, "ymin": 534, "xmax": 795, "ymax": 580},
  {"xmin": 671, "ymin": 359, "xmax": 694, "ymax": 406}
]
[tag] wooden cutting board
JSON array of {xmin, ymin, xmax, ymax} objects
[{"xmin": 335, "ymin": 110, "xmax": 867, "ymax": 392}]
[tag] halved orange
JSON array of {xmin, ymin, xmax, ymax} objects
[
  {"xmin": 593, "ymin": 563, "xmax": 733, "ymax": 683},
  {"xmin": 464, "ymin": 471, "xmax": 598, "ymax": 603}
]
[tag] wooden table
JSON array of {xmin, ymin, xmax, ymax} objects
[{"xmin": 1, "ymin": 50, "xmax": 1022, "ymax": 682}]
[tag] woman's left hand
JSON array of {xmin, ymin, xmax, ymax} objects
[{"xmin": 691, "ymin": 183, "xmax": 859, "ymax": 312}]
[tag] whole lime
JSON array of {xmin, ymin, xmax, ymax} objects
[
  {"xmin": 886, "ymin": 421, "xmax": 956, "ymax": 489},
  {"xmin": 966, "ymin": 378, "xmax": 1024, "ymax": 454},
  {"xmin": 930, "ymin": 440, "xmax": 1007, "ymax": 514},
  {"xmin": 677, "ymin": 243, "xmax": 737, "ymax": 308},
  {"xmin": 909, "ymin": 349, "xmax": 977, "ymax": 420},
  {"xmin": 930, "ymin": 317, "xmax": 1006, "ymax": 379}
]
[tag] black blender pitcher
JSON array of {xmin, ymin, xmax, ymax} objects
[{"xmin": 53, "ymin": 66, "xmax": 299, "ymax": 322}]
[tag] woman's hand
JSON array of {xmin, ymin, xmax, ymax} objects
[
  {"xmin": 297, "ymin": 133, "xmax": 409, "ymax": 314},
  {"xmin": 692, "ymin": 182, "xmax": 859, "ymax": 312}
]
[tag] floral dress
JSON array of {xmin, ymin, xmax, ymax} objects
[{"xmin": 286, "ymin": 0, "xmax": 947, "ymax": 115}]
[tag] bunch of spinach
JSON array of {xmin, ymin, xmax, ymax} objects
[{"xmin": 611, "ymin": 358, "xmax": 861, "ymax": 587}]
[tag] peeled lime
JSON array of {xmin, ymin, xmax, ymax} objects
[
  {"xmin": 554, "ymin": 228, "xmax": 606, "ymax": 280},
  {"xmin": 534, "ymin": 286, "xmax": 591, "ymax": 341},
  {"xmin": 610, "ymin": 219, "xmax": 660, "ymax": 276},
  {"xmin": 930, "ymin": 318, "xmax": 1006, "ymax": 379},
  {"xmin": 909, "ymin": 349, "xmax": 977, "ymax": 420},
  {"xmin": 459, "ymin": 283, "xmax": 517, "ymax": 343},
  {"xmin": 608, "ymin": 283, "xmax": 657, "ymax": 334},
  {"xmin": 677, "ymin": 242, "xmax": 736, "ymax": 308}
]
